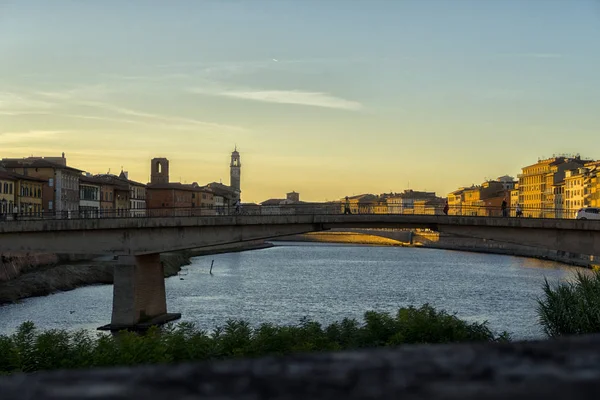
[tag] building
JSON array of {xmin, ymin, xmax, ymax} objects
[
  {"xmin": 147, "ymin": 158, "xmax": 216, "ymax": 216},
  {"xmin": 496, "ymin": 175, "xmax": 517, "ymax": 191},
  {"xmin": 0, "ymin": 169, "xmax": 16, "ymax": 218},
  {"xmin": 553, "ymin": 180, "xmax": 566, "ymax": 219},
  {"xmin": 230, "ymin": 147, "xmax": 241, "ymax": 202},
  {"xmin": 448, "ymin": 180, "xmax": 508, "ymax": 217},
  {"xmin": 564, "ymin": 168, "xmax": 587, "ymax": 218},
  {"xmin": 518, "ymin": 156, "xmax": 590, "ymax": 218},
  {"xmin": 340, "ymin": 194, "xmax": 379, "ymax": 214},
  {"xmin": 93, "ymin": 174, "xmax": 132, "ymax": 217},
  {"xmin": 447, "ymin": 187, "xmax": 471, "ymax": 216},
  {"xmin": 146, "ymin": 182, "xmax": 194, "ymax": 217},
  {"xmin": 79, "ymin": 175, "xmax": 102, "ymax": 218},
  {"xmin": 286, "ymin": 191, "xmax": 300, "ymax": 203},
  {"xmin": 150, "ymin": 158, "xmax": 169, "ymax": 184},
  {"xmin": 1, "ymin": 154, "xmax": 82, "ymax": 218},
  {"xmin": 510, "ymin": 184, "xmax": 520, "ymax": 215},
  {"xmin": 414, "ymin": 198, "xmax": 445, "ymax": 215},
  {"xmin": 206, "ymin": 182, "xmax": 238, "ymax": 214},
  {"xmin": 384, "ymin": 190, "xmax": 437, "ymax": 214},
  {"xmin": 15, "ymin": 174, "xmax": 45, "ymax": 217},
  {"xmin": 118, "ymin": 171, "xmax": 146, "ymax": 217},
  {"xmin": 100, "ymin": 181, "xmax": 116, "ymax": 217},
  {"xmin": 584, "ymin": 161, "xmax": 600, "ymax": 209},
  {"xmin": 0, "ymin": 168, "xmax": 45, "ymax": 219}
]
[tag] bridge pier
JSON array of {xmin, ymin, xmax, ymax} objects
[{"xmin": 98, "ymin": 254, "xmax": 181, "ymax": 331}]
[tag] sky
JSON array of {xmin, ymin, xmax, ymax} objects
[{"xmin": 1, "ymin": 0, "xmax": 599, "ymax": 203}]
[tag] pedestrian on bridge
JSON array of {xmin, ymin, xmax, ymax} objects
[
  {"xmin": 516, "ymin": 204, "xmax": 523, "ymax": 218},
  {"xmin": 443, "ymin": 201, "xmax": 449, "ymax": 215},
  {"xmin": 501, "ymin": 198, "xmax": 508, "ymax": 217},
  {"xmin": 344, "ymin": 196, "xmax": 352, "ymax": 215}
]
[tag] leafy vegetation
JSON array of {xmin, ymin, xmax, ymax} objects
[
  {"xmin": 0, "ymin": 304, "xmax": 508, "ymax": 374},
  {"xmin": 537, "ymin": 270, "xmax": 600, "ymax": 337}
]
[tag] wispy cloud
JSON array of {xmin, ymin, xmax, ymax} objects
[
  {"xmin": 77, "ymin": 101, "xmax": 247, "ymax": 132},
  {"xmin": 0, "ymin": 92, "xmax": 56, "ymax": 112},
  {"xmin": 34, "ymin": 84, "xmax": 115, "ymax": 101},
  {"xmin": 0, "ymin": 130, "xmax": 65, "ymax": 144},
  {"xmin": 192, "ymin": 88, "xmax": 362, "ymax": 111},
  {"xmin": 494, "ymin": 52, "xmax": 564, "ymax": 59}
]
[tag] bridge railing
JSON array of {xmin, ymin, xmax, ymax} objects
[{"xmin": 0, "ymin": 203, "xmax": 594, "ymax": 222}]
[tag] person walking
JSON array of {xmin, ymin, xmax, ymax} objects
[
  {"xmin": 501, "ymin": 198, "xmax": 508, "ymax": 217},
  {"xmin": 344, "ymin": 196, "xmax": 351, "ymax": 215},
  {"xmin": 443, "ymin": 201, "xmax": 449, "ymax": 215},
  {"xmin": 516, "ymin": 203, "xmax": 522, "ymax": 218}
]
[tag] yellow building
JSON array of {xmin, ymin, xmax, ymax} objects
[
  {"xmin": 16, "ymin": 175, "xmax": 45, "ymax": 216},
  {"xmin": 447, "ymin": 187, "xmax": 471, "ymax": 215},
  {"xmin": 510, "ymin": 184, "xmax": 519, "ymax": 215},
  {"xmin": 584, "ymin": 161, "xmax": 600, "ymax": 208},
  {"xmin": 564, "ymin": 169, "xmax": 587, "ymax": 219},
  {"xmin": 0, "ymin": 170, "xmax": 16, "ymax": 217},
  {"xmin": 518, "ymin": 156, "xmax": 589, "ymax": 218},
  {"xmin": 462, "ymin": 186, "xmax": 482, "ymax": 216}
]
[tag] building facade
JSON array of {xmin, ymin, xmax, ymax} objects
[
  {"xmin": 230, "ymin": 147, "xmax": 241, "ymax": 202},
  {"xmin": 146, "ymin": 183, "xmax": 194, "ymax": 217},
  {"xmin": 118, "ymin": 171, "xmax": 146, "ymax": 217},
  {"xmin": 79, "ymin": 175, "xmax": 101, "ymax": 218},
  {"xmin": 518, "ymin": 156, "xmax": 589, "ymax": 218},
  {"xmin": 0, "ymin": 170, "xmax": 16, "ymax": 217},
  {"xmin": 564, "ymin": 169, "xmax": 586, "ymax": 218},
  {"xmin": 1, "ymin": 155, "xmax": 82, "ymax": 218},
  {"xmin": 100, "ymin": 182, "xmax": 116, "ymax": 217},
  {"xmin": 16, "ymin": 175, "xmax": 45, "ymax": 217}
]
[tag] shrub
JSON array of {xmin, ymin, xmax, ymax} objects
[
  {"xmin": 0, "ymin": 305, "xmax": 508, "ymax": 374},
  {"xmin": 537, "ymin": 270, "xmax": 600, "ymax": 337}
]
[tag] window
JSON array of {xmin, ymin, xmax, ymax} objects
[
  {"xmin": 48, "ymin": 201, "xmax": 53, "ymax": 210},
  {"xmin": 49, "ymin": 178, "xmax": 54, "ymax": 187}
]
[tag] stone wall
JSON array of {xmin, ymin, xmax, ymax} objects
[
  {"xmin": 414, "ymin": 231, "xmax": 596, "ymax": 268},
  {"xmin": 0, "ymin": 253, "xmax": 59, "ymax": 282}
]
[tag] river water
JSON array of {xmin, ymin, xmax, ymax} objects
[{"xmin": 0, "ymin": 242, "xmax": 583, "ymax": 339}]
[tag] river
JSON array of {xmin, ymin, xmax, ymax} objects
[{"xmin": 0, "ymin": 242, "xmax": 583, "ymax": 339}]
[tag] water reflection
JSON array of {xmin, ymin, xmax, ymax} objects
[{"xmin": 0, "ymin": 242, "xmax": 585, "ymax": 339}]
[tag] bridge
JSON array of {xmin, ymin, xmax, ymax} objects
[{"xmin": 1, "ymin": 213, "xmax": 599, "ymax": 330}]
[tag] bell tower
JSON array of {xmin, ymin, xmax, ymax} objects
[
  {"xmin": 151, "ymin": 158, "xmax": 169, "ymax": 184},
  {"xmin": 230, "ymin": 147, "xmax": 241, "ymax": 197}
]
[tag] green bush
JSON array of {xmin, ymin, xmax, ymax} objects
[
  {"xmin": 0, "ymin": 305, "xmax": 508, "ymax": 374},
  {"xmin": 537, "ymin": 270, "xmax": 600, "ymax": 337}
]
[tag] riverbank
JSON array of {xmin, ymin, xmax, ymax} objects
[{"xmin": 0, "ymin": 241, "xmax": 272, "ymax": 305}]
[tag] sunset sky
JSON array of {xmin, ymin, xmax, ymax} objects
[{"xmin": 1, "ymin": 0, "xmax": 599, "ymax": 203}]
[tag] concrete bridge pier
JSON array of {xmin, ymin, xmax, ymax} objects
[{"xmin": 98, "ymin": 254, "xmax": 181, "ymax": 331}]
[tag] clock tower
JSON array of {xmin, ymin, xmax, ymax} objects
[{"xmin": 230, "ymin": 146, "xmax": 241, "ymax": 200}]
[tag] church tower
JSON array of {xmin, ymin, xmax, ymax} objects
[
  {"xmin": 150, "ymin": 157, "xmax": 169, "ymax": 184},
  {"xmin": 230, "ymin": 147, "xmax": 241, "ymax": 197}
]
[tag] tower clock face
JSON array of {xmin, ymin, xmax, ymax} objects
[{"xmin": 232, "ymin": 169, "xmax": 239, "ymax": 177}]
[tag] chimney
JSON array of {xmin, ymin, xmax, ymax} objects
[{"xmin": 124, "ymin": 171, "xmax": 129, "ymax": 179}]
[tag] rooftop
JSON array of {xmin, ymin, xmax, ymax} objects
[{"xmin": 1, "ymin": 158, "xmax": 83, "ymax": 173}]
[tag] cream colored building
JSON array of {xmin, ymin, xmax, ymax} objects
[
  {"xmin": 510, "ymin": 184, "xmax": 520, "ymax": 214},
  {"xmin": 564, "ymin": 168, "xmax": 587, "ymax": 218}
]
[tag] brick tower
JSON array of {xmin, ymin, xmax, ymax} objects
[
  {"xmin": 150, "ymin": 158, "xmax": 169, "ymax": 184},
  {"xmin": 230, "ymin": 147, "xmax": 241, "ymax": 199}
]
